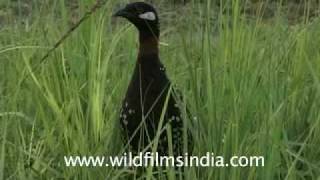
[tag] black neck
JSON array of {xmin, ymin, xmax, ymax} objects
[
  {"xmin": 139, "ymin": 29, "xmax": 159, "ymax": 41},
  {"xmin": 138, "ymin": 32, "xmax": 159, "ymax": 61}
]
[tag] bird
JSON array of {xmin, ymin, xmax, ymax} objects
[{"xmin": 114, "ymin": 2, "xmax": 192, "ymax": 157}]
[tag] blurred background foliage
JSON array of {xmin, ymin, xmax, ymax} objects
[{"xmin": 1, "ymin": 0, "xmax": 320, "ymax": 26}]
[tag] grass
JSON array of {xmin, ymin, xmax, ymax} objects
[{"xmin": 1, "ymin": 0, "xmax": 320, "ymax": 179}]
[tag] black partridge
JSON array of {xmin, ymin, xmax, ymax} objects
[{"xmin": 114, "ymin": 2, "xmax": 191, "ymax": 157}]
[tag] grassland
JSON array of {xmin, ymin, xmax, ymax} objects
[{"xmin": 0, "ymin": 0, "xmax": 320, "ymax": 179}]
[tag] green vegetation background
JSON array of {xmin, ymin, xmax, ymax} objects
[{"xmin": 0, "ymin": 0, "xmax": 320, "ymax": 179}]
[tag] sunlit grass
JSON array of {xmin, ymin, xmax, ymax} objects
[{"xmin": 0, "ymin": 0, "xmax": 320, "ymax": 179}]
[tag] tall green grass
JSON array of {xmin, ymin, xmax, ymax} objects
[{"xmin": 1, "ymin": 0, "xmax": 320, "ymax": 179}]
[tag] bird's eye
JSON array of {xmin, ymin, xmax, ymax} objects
[{"xmin": 138, "ymin": 12, "xmax": 156, "ymax": 21}]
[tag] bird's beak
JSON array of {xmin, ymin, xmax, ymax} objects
[{"xmin": 113, "ymin": 8, "xmax": 131, "ymax": 18}]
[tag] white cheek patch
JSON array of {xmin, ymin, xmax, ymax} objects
[{"xmin": 139, "ymin": 12, "xmax": 156, "ymax": 21}]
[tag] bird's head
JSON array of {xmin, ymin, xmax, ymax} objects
[{"xmin": 113, "ymin": 2, "xmax": 159, "ymax": 38}]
